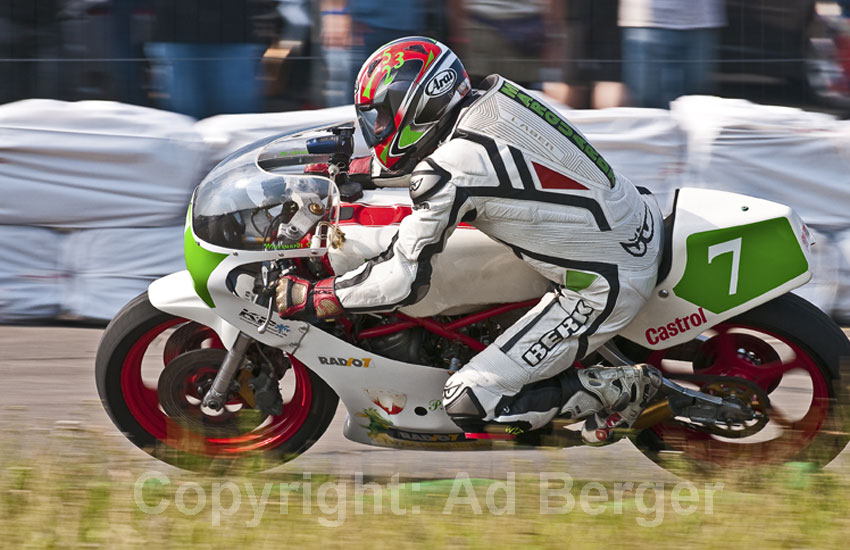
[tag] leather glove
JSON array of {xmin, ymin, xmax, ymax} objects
[{"xmin": 276, "ymin": 276, "xmax": 344, "ymax": 320}]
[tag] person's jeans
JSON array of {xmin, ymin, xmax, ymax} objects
[
  {"xmin": 621, "ymin": 27, "xmax": 720, "ymax": 109},
  {"xmin": 145, "ymin": 42, "xmax": 266, "ymax": 119},
  {"xmin": 323, "ymin": 45, "xmax": 354, "ymax": 108}
]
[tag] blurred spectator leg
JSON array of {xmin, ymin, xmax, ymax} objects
[
  {"xmin": 592, "ymin": 81, "xmax": 626, "ymax": 109},
  {"xmin": 0, "ymin": 18, "xmax": 17, "ymax": 103},
  {"xmin": 33, "ymin": 25, "xmax": 60, "ymax": 101},
  {"xmin": 587, "ymin": 0, "xmax": 625, "ymax": 109},
  {"xmin": 464, "ymin": 17, "xmax": 541, "ymax": 87},
  {"xmin": 681, "ymin": 27, "xmax": 720, "ymax": 97},
  {"xmin": 319, "ymin": 6, "xmax": 354, "ymax": 107},
  {"xmin": 145, "ymin": 42, "xmax": 206, "ymax": 119},
  {"xmin": 0, "ymin": 19, "xmax": 33, "ymax": 102},
  {"xmin": 622, "ymin": 27, "xmax": 666, "ymax": 108},
  {"xmin": 207, "ymin": 43, "xmax": 267, "ymax": 116},
  {"xmin": 360, "ymin": 27, "xmax": 410, "ymax": 60},
  {"xmin": 110, "ymin": 0, "xmax": 146, "ymax": 105},
  {"xmin": 323, "ymin": 45, "xmax": 353, "ymax": 107}
]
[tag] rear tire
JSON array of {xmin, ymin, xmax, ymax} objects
[
  {"xmin": 95, "ymin": 292, "xmax": 338, "ymax": 471},
  {"xmin": 627, "ymin": 294, "xmax": 849, "ymax": 469}
]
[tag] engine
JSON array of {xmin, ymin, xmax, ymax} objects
[{"xmin": 355, "ymin": 306, "xmax": 531, "ymax": 369}]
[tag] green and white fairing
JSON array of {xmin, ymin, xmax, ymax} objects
[{"xmin": 620, "ymin": 188, "xmax": 814, "ymax": 349}]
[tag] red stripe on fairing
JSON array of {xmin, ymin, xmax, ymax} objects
[
  {"xmin": 532, "ymin": 162, "xmax": 588, "ymax": 190},
  {"xmin": 340, "ymin": 204, "xmax": 412, "ymax": 226},
  {"xmin": 464, "ymin": 432, "xmax": 516, "ymax": 441},
  {"xmin": 339, "ymin": 203, "xmax": 474, "ymax": 228}
]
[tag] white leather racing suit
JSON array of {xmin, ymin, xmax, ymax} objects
[{"xmin": 334, "ymin": 76, "xmax": 664, "ymax": 428}]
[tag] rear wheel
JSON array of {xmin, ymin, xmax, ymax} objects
[
  {"xmin": 628, "ymin": 296, "xmax": 849, "ymax": 468},
  {"xmin": 95, "ymin": 292, "xmax": 338, "ymax": 471}
]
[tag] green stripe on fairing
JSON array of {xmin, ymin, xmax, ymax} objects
[
  {"xmin": 673, "ymin": 217, "xmax": 808, "ymax": 314},
  {"xmin": 184, "ymin": 226, "xmax": 227, "ymax": 308}
]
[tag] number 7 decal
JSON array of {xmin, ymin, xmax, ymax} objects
[{"xmin": 708, "ymin": 237, "xmax": 742, "ymax": 295}]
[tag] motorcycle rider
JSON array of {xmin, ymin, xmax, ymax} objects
[{"xmin": 276, "ymin": 37, "xmax": 663, "ymax": 444}]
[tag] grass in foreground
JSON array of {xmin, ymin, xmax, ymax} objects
[{"xmin": 1, "ymin": 422, "xmax": 849, "ymax": 550}]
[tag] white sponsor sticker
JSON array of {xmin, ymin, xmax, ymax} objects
[{"xmin": 425, "ymin": 68, "xmax": 457, "ymax": 97}]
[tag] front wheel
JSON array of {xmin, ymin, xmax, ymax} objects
[
  {"xmin": 626, "ymin": 294, "xmax": 849, "ymax": 469},
  {"xmin": 95, "ymin": 292, "xmax": 338, "ymax": 471}
]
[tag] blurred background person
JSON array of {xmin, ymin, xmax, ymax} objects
[
  {"xmin": 0, "ymin": 0, "xmax": 61, "ymax": 104},
  {"xmin": 145, "ymin": 0, "xmax": 280, "ymax": 119},
  {"xmin": 109, "ymin": 0, "xmax": 150, "ymax": 106},
  {"xmin": 445, "ymin": 0, "xmax": 564, "ymax": 89},
  {"xmin": 319, "ymin": 0, "xmax": 426, "ymax": 107},
  {"xmin": 618, "ymin": 0, "xmax": 726, "ymax": 108},
  {"xmin": 543, "ymin": 0, "xmax": 625, "ymax": 108}
]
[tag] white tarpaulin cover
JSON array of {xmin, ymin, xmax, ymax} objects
[
  {"xmin": 59, "ymin": 226, "xmax": 186, "ymax": 321},
  {"xmin": 0, "ymin": 99, "xmax": 207, "ymax": 229},
  {"xmin": 671, "ymin": 96, "xmax": 850, "ymax": 229},
  {"xmin": 0, "ymin": 225, "xmax": 67, "ymax": 321},
  {"xmin": 0, "ymin": 224, "xmax": 185, "ymax": 322},
  {"xmin": 1, "ymin": 97, "xmax": 849, "ymax": 322}
]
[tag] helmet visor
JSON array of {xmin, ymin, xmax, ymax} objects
[{"xmin": 356, "ymin": 96, "xmax": 396, "ymax": 149}]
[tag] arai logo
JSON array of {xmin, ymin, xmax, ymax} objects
[{"xmin": 425, "ymin": 69, "xmax": 457, "ymax": 97}]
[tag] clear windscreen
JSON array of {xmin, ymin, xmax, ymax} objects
[{"xmin": 191, "ymin": 124, "xmax": 348, "ymax": 251}]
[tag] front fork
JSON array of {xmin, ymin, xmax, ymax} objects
[
  {"xmin": 201, "ymin": 262, "xmax": 283, "ymax": 412},
  {"xmin": 201, "ymin": 332, "xmax": 253, "ymax": 411}
]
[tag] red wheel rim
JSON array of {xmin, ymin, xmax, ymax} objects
[
  {"xmin": 119, "ymin": 319, "xmax": 312, "ymax": 455},
  {"xmin": 646, "ymin": 323, "xmax": 832, "ymax": 465}
]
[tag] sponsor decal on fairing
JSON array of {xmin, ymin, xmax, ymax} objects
[
  {"xmin": 318, "ymin": 356, "xmax": 373, "ymax": 368},
  {"xmin": 237, "ymin": 308, "xmax": 291, "ymax": 338},
  {"xmin": 644, "ymin": 308, "xmax": 708, "ymax": 345},
  {"xmin": 366, "ymin": 389, "xmax": 407, "ymax": 415}
]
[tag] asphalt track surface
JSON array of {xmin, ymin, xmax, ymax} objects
[{"xmin": 2, "ymin": 325, "xmax": 849, "ymax": 481}]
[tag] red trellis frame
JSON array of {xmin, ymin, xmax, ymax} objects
[{"xmin": 354, "ymin": 299, "xmax": 540, "ymax": 352}]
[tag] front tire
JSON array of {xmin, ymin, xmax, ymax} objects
[{"xmin": 95, "ymin": 292, "xmax": 338, "ymax": 471}]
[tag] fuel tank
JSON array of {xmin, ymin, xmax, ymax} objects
[{"xmin": 328, "ymin": 189, "xmax": 550, "ymax": 316}]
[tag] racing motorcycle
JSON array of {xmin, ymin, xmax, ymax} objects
[{"xmin": 95, "ymin": 123, "xmax": 850, "ymax": 472}]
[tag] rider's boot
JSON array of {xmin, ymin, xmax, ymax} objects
[
  {"xmin": 574, "ymin": 364, "xmax": 662, "ymax": 445},
  {"xmin": 444, "ymin": 364, "xmax": 662, "ymax": 444}
]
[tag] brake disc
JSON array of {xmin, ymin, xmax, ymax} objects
[{"xmin": 157, "ymin": 349, "xmax": 267, "ymax": 438}]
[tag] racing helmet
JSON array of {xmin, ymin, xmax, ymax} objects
[{"xmin": 354, "ymin": 36, "xmax": 471, "ymax": 173}]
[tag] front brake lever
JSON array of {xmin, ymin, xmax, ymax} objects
[
  {"xmin": 256, "ymin": 262, "xmax": 288, "ymax": 334},
  {"xmin": 257, "ymin": 299, "xmax": 276, "ymax": 335}
]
